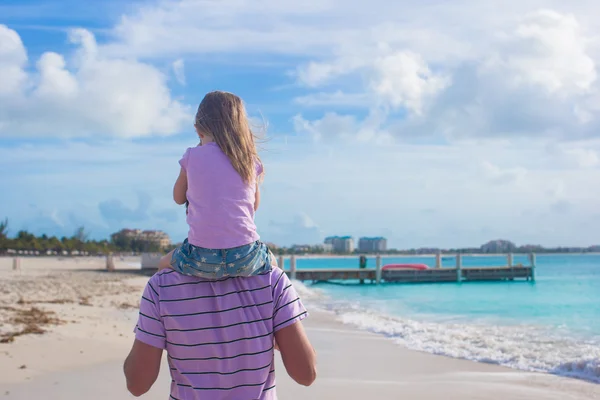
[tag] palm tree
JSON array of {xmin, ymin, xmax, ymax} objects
[
  {"xmin": 0, "ymin": 218, "xmax": 7, "ymax": 239},
  {"xmin": 0, "ymin": 218, "xmax": 8, "ymax": 253}
]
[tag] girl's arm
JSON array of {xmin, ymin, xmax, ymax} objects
[
  {"xmin": 254, "ymin": 183, "xmax": 260, "ymax": 211},
  {"xmin": 173, "ymin": 167, "xmax": 187, "ymax": 205}
]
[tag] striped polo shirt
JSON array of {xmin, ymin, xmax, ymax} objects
[{"xmin": 134, "ymin": 267, "xmax": 307, "ymax": 400}]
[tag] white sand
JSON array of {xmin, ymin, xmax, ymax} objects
[{"xmin": 0, "ymin": 257, "xmax": 598, "ymax": 399}]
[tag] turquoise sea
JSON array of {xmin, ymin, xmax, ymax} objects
[{"xmin": 283, "ymin": 254, "xmax": 600, "ymax": 382}]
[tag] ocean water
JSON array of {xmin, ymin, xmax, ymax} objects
[{"xmin": 284, "ymin": 254, "xmax": 600, "ymax": 383}]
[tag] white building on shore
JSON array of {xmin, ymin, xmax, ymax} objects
[
  {"xmin": 324, "ymin": 236, "xmax": 354, "ymax": 253},
  {"xmin": 113, "ymin": 229, "xmax": 171, "ymax": 250},
  {"xmin": 358, "ymin": 237, "xmax": 387, "ymax": 253}
]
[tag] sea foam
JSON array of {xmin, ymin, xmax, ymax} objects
[{"xmin": 295, "ymin": 282, "xmax": 600, "ymax": 383}]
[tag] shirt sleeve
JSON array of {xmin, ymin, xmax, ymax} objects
[
  {"xmin": 272, "ymin": 269, "xmax": 308, "ymax": 332},
  {"xmin": 256, "ymin": 159, "xmax": 264, "ymax": 177},
  {"xmin": 179, "ymin": 148, "xmax": 191, "ymax": 172},
  {"xmin": 134, "ymin": 274, "xmax": 166, "ymax": 349}
]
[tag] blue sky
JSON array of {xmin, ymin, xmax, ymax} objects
[{"xmin": 1, "ymin": 0, "xmax": 600, "ymax": 248}]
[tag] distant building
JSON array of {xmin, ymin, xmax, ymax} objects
[
  {"xmin": 291, "ymin": 244, "xmax": 311, "ymax": 254},
  {"xmin": 358, "ymin": 237, "xmax": 387, "ymax": 253},
  {"xmin": 480, "ymin": 240, "xmax": 517, "ymax": 253},
  {"xmin": 319, "ymin": 243, "xmax": 333, "ymax": 253},
  {"xmin": 141, "ymin": 230, "xmax": 171, "ymax": 249},
  {"xmin": 114, "ymin": 228, "xmax": 171, "ymax": 250},
  {"xmin": 324, "ymin": 236, "xmax": 354, "ymax": 253}
]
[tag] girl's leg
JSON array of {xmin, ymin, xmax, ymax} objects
[
  {"xmin": 269, "ymin": 250, "xmax": 280, "ymax": 269},
  {"xmin": 158, "ymin": 250, "xmax": 175, "ymax": 271}
]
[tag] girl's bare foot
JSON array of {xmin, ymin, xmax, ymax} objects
[{"xmin": 269, "ymin": 251, "xmax": 280, "ymax": 270}]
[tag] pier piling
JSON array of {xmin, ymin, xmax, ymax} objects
[
  {"xmin": 507, "ymin": 253, "xmax": 514, "ymax": 267},
  {"xmin": 359, "ymin": 255, "xmax": 367, "ymax": 284},
  {"xmin": 290, "ymin": 255, "xmax": 297, "ymax": 280},
  {"xmin": 105, "ymin": 253, "xmax": 115, "ymax": 271},
  {"xmin": 375, "ymin": 254, "xmax": 382, "ymax": 284},
  {"xmin": 529, "ymin": 253, "xmax": 536, "ymax": 281},
  {"xmin": 455, "ymin": 254, "xmax": 462, "ymax": 282},
  {"xmin": 435, "ymin": 252, "xmax": 442, "ymax": 269}
]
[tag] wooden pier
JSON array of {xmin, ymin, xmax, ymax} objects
[{"xmin": 283, "ymin": 253, "xmax": 536, "ymax": 284}]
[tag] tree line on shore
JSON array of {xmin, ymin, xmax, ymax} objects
[{"xmin": 0, "ymin": 219, "xmax": 174, "ymax": 255}]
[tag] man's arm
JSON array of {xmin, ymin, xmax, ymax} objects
[
  {"xmin": 124, "ymin": 340, "xmax": 163, "ymax": 397},
  {"xmin": 275, "ymin": 321, "xmax": 317, "ymax": 386},
  {"xmin": 125, "ymin": 276, "xmax": 166, "ymax": 396},
  {"xmin": 272, "ymin": 270, "xmax": 316, "ymax": 386}
]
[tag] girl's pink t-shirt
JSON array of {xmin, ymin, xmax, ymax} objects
[{"xmin": 179, "ymin": 143, "xmax": 262, "ymax": 249}]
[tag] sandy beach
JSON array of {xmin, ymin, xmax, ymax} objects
[{"xmin": 0, "ymin": 257, "xmax": 598, "ymax": 399}]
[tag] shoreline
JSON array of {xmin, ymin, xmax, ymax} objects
[{"xmin": 0, "ymin": 257, "xmax": 599, "ymax": 399}]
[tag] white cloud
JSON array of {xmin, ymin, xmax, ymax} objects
[
  {"xmin": 544, "ymin": 141, "xmax": 600, "ymax": 168},
  {"xmin": 559, "ymin": 147, "xmax": 599, "ymax": 168},
  {"xmin": 0, "ymin": 25, "xmax": 190, "ymax": 138},
  {"xmin": 106, "ymin": 0, "xmax": 600, "ymax": 60},
  {"xmin": 293, "ymin": 109, "xmax": 390, "ymax": 144},
  {"xmin": 288, "ymin": 8, "xmax": 600, "ymax": 141},
  {"xmin": 481, "ymin": 161, "xmax": 527, "ymax": 185},
  {"xmin": 566, "ymin": 148, "xmax": 599, "ymax": 168},
  {"xmin": 550, "ymin": 199, "xmax": 572, "ymax": 214},
  {"xmin": 172, "ymin": 58, "xmax": 186, "ymax": 85},
  {"xmin": 108, "ymin": 0, "xmax": 340, "ymax": 58},
  {"xmin": 293, "ymin": 112, "xmax": 358, "ymax": 142},
  {"xmin": 545, "ymin": 180, "xmax": 565, "ymax": 198},
  {"xmin": 293, "ymin": 91, "xmax": 369, "ymax": 108},
  {"xmin": 370, "ymin": 51, "xmax": 450, "ymax": 114},
  {"xmin": 295, "ymin": 50, "xmax": 448, "ymax": 114},
  {"xmin": 295, "ymin": 55, "xmax": 367, "ymax": 87},
  {"xmin": 483, "ymin": 10, "xmax": 597, "ymax": 95},
  {"xmin": 11, "ymin": 1, "xmax": 595, "ymax": 142},
  {"xmin": 0, "ymin": 24, "xmax": 28, "ymax": 97}
]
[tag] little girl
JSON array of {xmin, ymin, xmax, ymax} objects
[{"xmin": 158, "ymin": 91, "xmax": 275, "ymax": 278}]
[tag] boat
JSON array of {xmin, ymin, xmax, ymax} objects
[{"xmin": 382, "ymin": 263, "xmax": 429, "ymax": 271}]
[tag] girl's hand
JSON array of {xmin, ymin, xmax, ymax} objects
[{"xmin": 157, "ymin": 250, "xmax": 175, "ymax": 271}]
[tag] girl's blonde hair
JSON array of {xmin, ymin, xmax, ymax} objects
[{"xmin": 194, "ymin": 91, "xmax": 262, "ymax": 184}]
